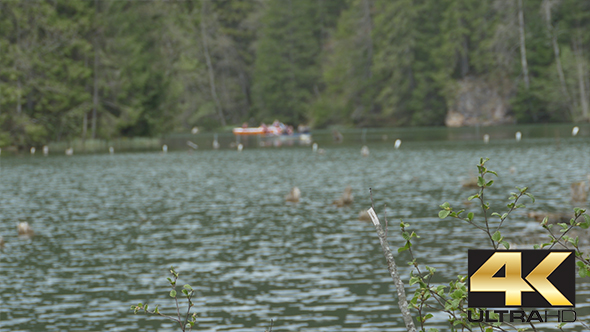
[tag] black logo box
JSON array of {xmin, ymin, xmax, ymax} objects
[{"xmin": 468, "ymin": 249, "xmax": 575, "ymax": 308}]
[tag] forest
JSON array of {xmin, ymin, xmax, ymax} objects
[{"xmin": 0, "ymin": 0, "xmax": 589, "ymax": 148}]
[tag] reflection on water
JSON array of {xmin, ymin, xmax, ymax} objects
[{"xmin": 1, "ymin": 134, "xmax": 590, "ymax": 331}]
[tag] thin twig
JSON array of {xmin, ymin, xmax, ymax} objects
[
  {"xmin": 478, "ymin": 184, "xmax": 496, "ymax": 249},
  {"xmin": 549, "ymin": 214, "xmax": 582, "ymax": 250},
  {"xmin": 183, "ymin": 292, "xmax": 194, "ymax": 329},
  {"xmin": 494, "ymin": 192, "xmax": 525, "ymax": 233}
]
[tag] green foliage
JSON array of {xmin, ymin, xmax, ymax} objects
[
  {"xmin": 403, "ymin": 158, "xmax": 590, "ymax": 331},
  {"xmin": 252, "ymin": 0, "xmax": 323, "ymax": 125},
  {"xmin": 310, "ymin": 0, "xmax": 372, "ymax": 128},
  {"xmin": 1, "ymin": 0, "xmax": 590, "ymax": 147},
  {"xmin": 131, "ymin": 267, "xmax": 198, "ymax": 332},
  {"xmin": 0, "ymin": 1, "xmax": 93, "ymax": 147},
  {"xmin": 133, "ymin": 267, "xmax": 274, "ymax": 332}
]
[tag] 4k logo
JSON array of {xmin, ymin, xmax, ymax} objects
[{"xmin": 468, "ymin": 250, "xmax": 575, "ymax": 308}]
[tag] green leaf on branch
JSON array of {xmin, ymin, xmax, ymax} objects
[
  {"xmin": 492, "ymin": 231, "xmax": 502, "ymax": 242},
  {"xmin": 524, "ymin": 192, "xmax": 535, "ymax": 203},
  {"xmin": 452, "ymin": 209, "xmax": 465, "ymax": 217},
  {"xmin": 477, "ymin": 176, "xmax": 485, "ymax": 187},
  {"xmin": 398, "ymin": 241, "xmax": 411, "ymax": 253},
  {"xmin": 468, "ymin": 194, "xmax": 479, "ymax": 201},
  {"xmin": 169, "ymin": 290, "xmax": 177, "ymax": 298},
  {"xmin": 451, "ymin": 289, "xmax": 465, "ymax": 299},
  {"xmin": 439, "ymin": 210, "xmax": 450, "ymax": 219}
]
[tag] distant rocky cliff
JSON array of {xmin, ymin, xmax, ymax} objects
[{"xmin": 445, "ymin": 77, "xmax": 515, "ymax": 127}]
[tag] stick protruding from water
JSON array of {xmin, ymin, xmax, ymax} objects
[{"xmin": 367, "ymin": 204, "xmax": 417, "ymax": 332}]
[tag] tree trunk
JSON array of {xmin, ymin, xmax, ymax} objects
[
  {"xmin": 82, "ymin": 55, "xmax": 88, "ymax": 140},
  {"xmin": 573, "ymin": 36, "xmax": 589, "ymax": 120},
  {"xmin": 91, "ymin": 0, "xmax": 99, "ymax": 139},
  {"xmin": 361, "ymin": 0, "xmax": 373, "ymax": 79},
  {"xmin": 200, "ymin": 2, "xmax": 226, "ymax": 127},
  {"xmin": 16, "ymin": 15, "xmax": 21, "ymax": 114},
  {"xmin": 543, "ymin": 0, "xmax": 572, "ymax": 114},
  {"xmin": 17, "ymin": 79, "xmax": 22, "ymax": 114},
  {"xmin": 82, "ymin": 113, "xmax": 88, "ymax": 140},
  {"xmin": 91, "ymin": 32, "xmax": 98, "ymax": 139},
  {"xmin": 517, "ymin": 0, "xmax": 530, "ymax": 89}
]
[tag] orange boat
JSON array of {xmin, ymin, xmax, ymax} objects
[
  {"xmin": 232, "ymin": 126, "xmax": 312, "ymax": 147},
  {"xmin": 232, "ymin": 127, "xmax": 282, "ymax": 135}
]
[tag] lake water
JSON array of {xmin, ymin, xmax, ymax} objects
[{"xmin": 1, "ymin": 126, "xmax": 590, "ymax": 331}]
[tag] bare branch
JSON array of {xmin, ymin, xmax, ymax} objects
[{"xmin": 367, "ymin": 207, "xmax": 417, "ymax": 332}]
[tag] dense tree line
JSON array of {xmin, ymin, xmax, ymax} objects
[{"xmin": 0, "ymin": 0, "xmax": 588, "ymax": 147}]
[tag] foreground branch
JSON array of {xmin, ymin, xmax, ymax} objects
[{"xmin": 367, "ymin": 207, "xmax": 417, "ymax": 332}]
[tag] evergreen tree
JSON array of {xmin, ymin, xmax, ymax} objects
[
  {"xmin": 0, "ymin": 1, "xmax": 93, "ymax": 147},
  {"xmin": 252, "ymin": 0, "xmax": 322, "ymax": 125},
  {"xmin": 312, "ymin": 0, "xmax": 374, "ymax": 127}
]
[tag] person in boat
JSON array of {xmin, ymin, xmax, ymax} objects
[
  {"xmin": 260, "ymin": 122, "xmax": 269, "ymax": 134},
  {"xmin": 242, "ymin": 122, "xmax": 248, "ymax": 128},
  {"xmin": 272, "ymin": 119, "xmax": 286, "ymax": 134},
  {"xmin": 286, "ymin": 125, "xmax": 294, "ymax": 135}
]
